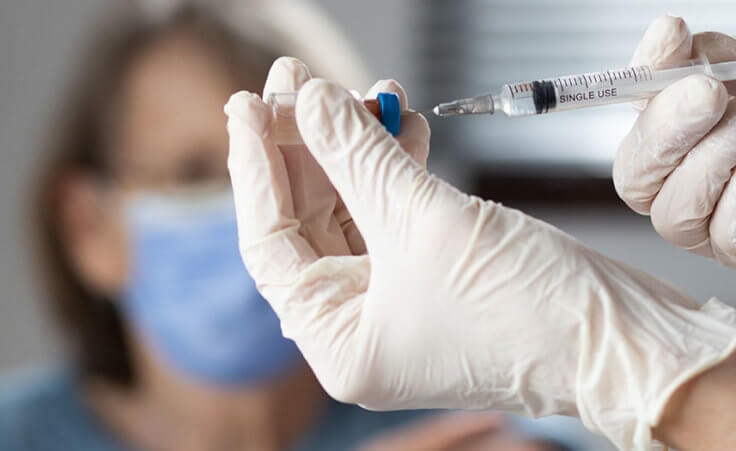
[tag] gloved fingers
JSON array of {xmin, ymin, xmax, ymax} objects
[
  {"xmin": 613, "ymin": 74, "xmax": 728, "ymax": 214},
  {"xmin": 263, "ymin": 56, "xmax": 312, "ymax": 101},
  {"xmin": 629, "ymin": 15, "xmax": 692, "ymax": 111},
  {"xmin": 334, "ymin": 196, "xmax": 367, "ymax": 255},
  {"xmin": 332, "ymin": 78, "xmax": 409, "ymax": 255},
  {"xmin": 252, "ymin": 253, "xmax": 371, "ymax": 400},
  {"xmin": 692, "ymin": 32, "xmax": 736, "ymax": 95},
  {"xmin": 225, "ymin": 91, "xmax": 318, "ymax": 282},
  {"xmin": 649, "ymin": 100, "xmax": 736, "ymax": 255},
  {"xmin": 396, "ymin": 112, "xmax": 431, "ymax": 167},
  {"xmin": 336, "ymin": 81, "xmax": 431, "ymax": 255},
  {"xmin": 230, "ymin": 65, "xmax": 369, "ymax": 367},
  {"xmin": 630, "ymin": 15, "xmax": 692, "ymax": 69},
  {"xmin": 263, "ymin": 57, "xmax": 352, "ymax": 257},
  {"xmin": 364, "ymin": 79, "xmax": 408, "ymax": 110},
  {"xmin": 363, "ymin": 79, "xmax": 430, "ymax": 165},
  {"xmin": 297, "ymin": 79, "xmax": 432, "ymax": 245},
  {"xmin": 710, "ymin": 172, "xmax": 736, "ymax": 267},
  {"xmin": 339, "ymin": 112, "xmax": 429, "ymax": 251},
  {"xmin": 284, "ymin": 149, "xmax": 352, "ymax": 257},
  {"xmin": 225, "ymin": 88, "xmax": 363, "ymax": 362}
]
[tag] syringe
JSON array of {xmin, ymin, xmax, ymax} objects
[{"xmin": 432, "ymin": 58, "xmax": 736, "ymax": 118}]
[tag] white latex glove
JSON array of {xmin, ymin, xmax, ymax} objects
[
  {"xmin": 235, "ymin": 57, "xmax": 428, "ymax": 260},
  {"xmin": 614, "ymin": 15, "xmax": 736, "ymax": 267},
  {"xmin": 225, "ymin": 59, "xmax": 736, "ymax": 451}
]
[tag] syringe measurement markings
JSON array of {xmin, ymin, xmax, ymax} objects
[
  {"xmin": 644, "ymin": 66, "xmax": 653, "ymax": 81},
  {"xmin": 506, "ymin": 63, "xmax": 663, "ymax": 107}
]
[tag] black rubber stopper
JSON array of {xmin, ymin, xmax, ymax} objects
[{"xmin": 532, "ymin": 80, "xmax": 557, "ymax": 114}]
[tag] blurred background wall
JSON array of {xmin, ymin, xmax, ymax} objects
[{"xmin": 1, "ymin": 0, "xmax": 734, "ymax": 387}]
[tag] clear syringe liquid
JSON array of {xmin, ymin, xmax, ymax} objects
[{"xmin": 433, "ymin": 58, "xmax": 736, "ymax": 118}]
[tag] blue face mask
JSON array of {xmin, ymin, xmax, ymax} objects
[{"xmin": 121, "ymin": 190, "xmax": 302, "ymax": 386}]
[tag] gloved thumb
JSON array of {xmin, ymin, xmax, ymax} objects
[
  {"xmin": 295, "ymin": 79, "xmax": 432, "ymax": 244},
  {"xmin": 629, "ymin": 15, "xmax": 692, "ymax": 111},
  {"xmin": 631, "ymin": 15, "xmax": 692, "ymax": 69}
]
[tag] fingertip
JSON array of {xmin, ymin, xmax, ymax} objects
[
  {"xmin": 639, "ymin": 74, "xmax": 727, "ymax": 134},
  {"xmin": 225, "ymin": 90, "xmax": 264, "ymax": 117},
  {"xmin": 365, "ymin": 79, "xmax": 409, "ymax": 111},
  {"xmin": 224, "ymin": 90, "xmax": 273, "ymax": 137},
  {"xmin": 675, "ymin": 74, "xmax": 728, "ymax": 117},
  {"xmin": 631, "ymin": 14, "xmax": 691, "ymax": 67},
  {"xmin": 612, "ymin": 175, "xmax": 653, "ymax": 215},
  {"xmin": 396, "ymin": 112, "xmax": 431, "ymax": 166},
  {"xmin": 263, "ymin": 56, "xmax": 312, "ymax": 99},
  {"xmin": 652, "ymin": 14, "xmax": 687, "ymax": 34},
  {"xmin": 612, "ymin": 144, "xmax": 657, "ymax": 216},
  {"xmin": 397, "ymin": 111, "xmax": 430, "ymax": 143},
  {"xmin": 401, "ymin": 111, "xmax": 430, "ymax": 136},
  {"xmin": 272, "ymin": 56, "xmax": 310, "ymax": 71}
]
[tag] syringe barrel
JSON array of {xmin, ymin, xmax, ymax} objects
[{"xmin": 498, "ymin": 58, "xmax": 722, "ymax": 117}]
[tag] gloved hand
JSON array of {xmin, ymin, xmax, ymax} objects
[
  {"xmin": 614, "ymin": 15, "xmax": 736, "ymax": 267},
  {"xmin": 232, "ymin": 57, "xmax": 428, "ymax": 261},
  {"xmin": 225, "ymin": 58, "xmax": 736, "ymax": 451}
]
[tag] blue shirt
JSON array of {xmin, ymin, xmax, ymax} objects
[{"xmin": 0, "ymin": 366, "xmax": 425, "ymax": 451}]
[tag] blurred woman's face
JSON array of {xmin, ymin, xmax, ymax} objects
[
  {"xmin": 113, "ymin": 32, "xmax": 233, "ymax": 204},
  {"xmin": 59, "ymin": 30, "xmax": 308, "ymax": 390},
  {"xmin": 65, "ymin": 31, "xmax": 236, "ymax": 297}
]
